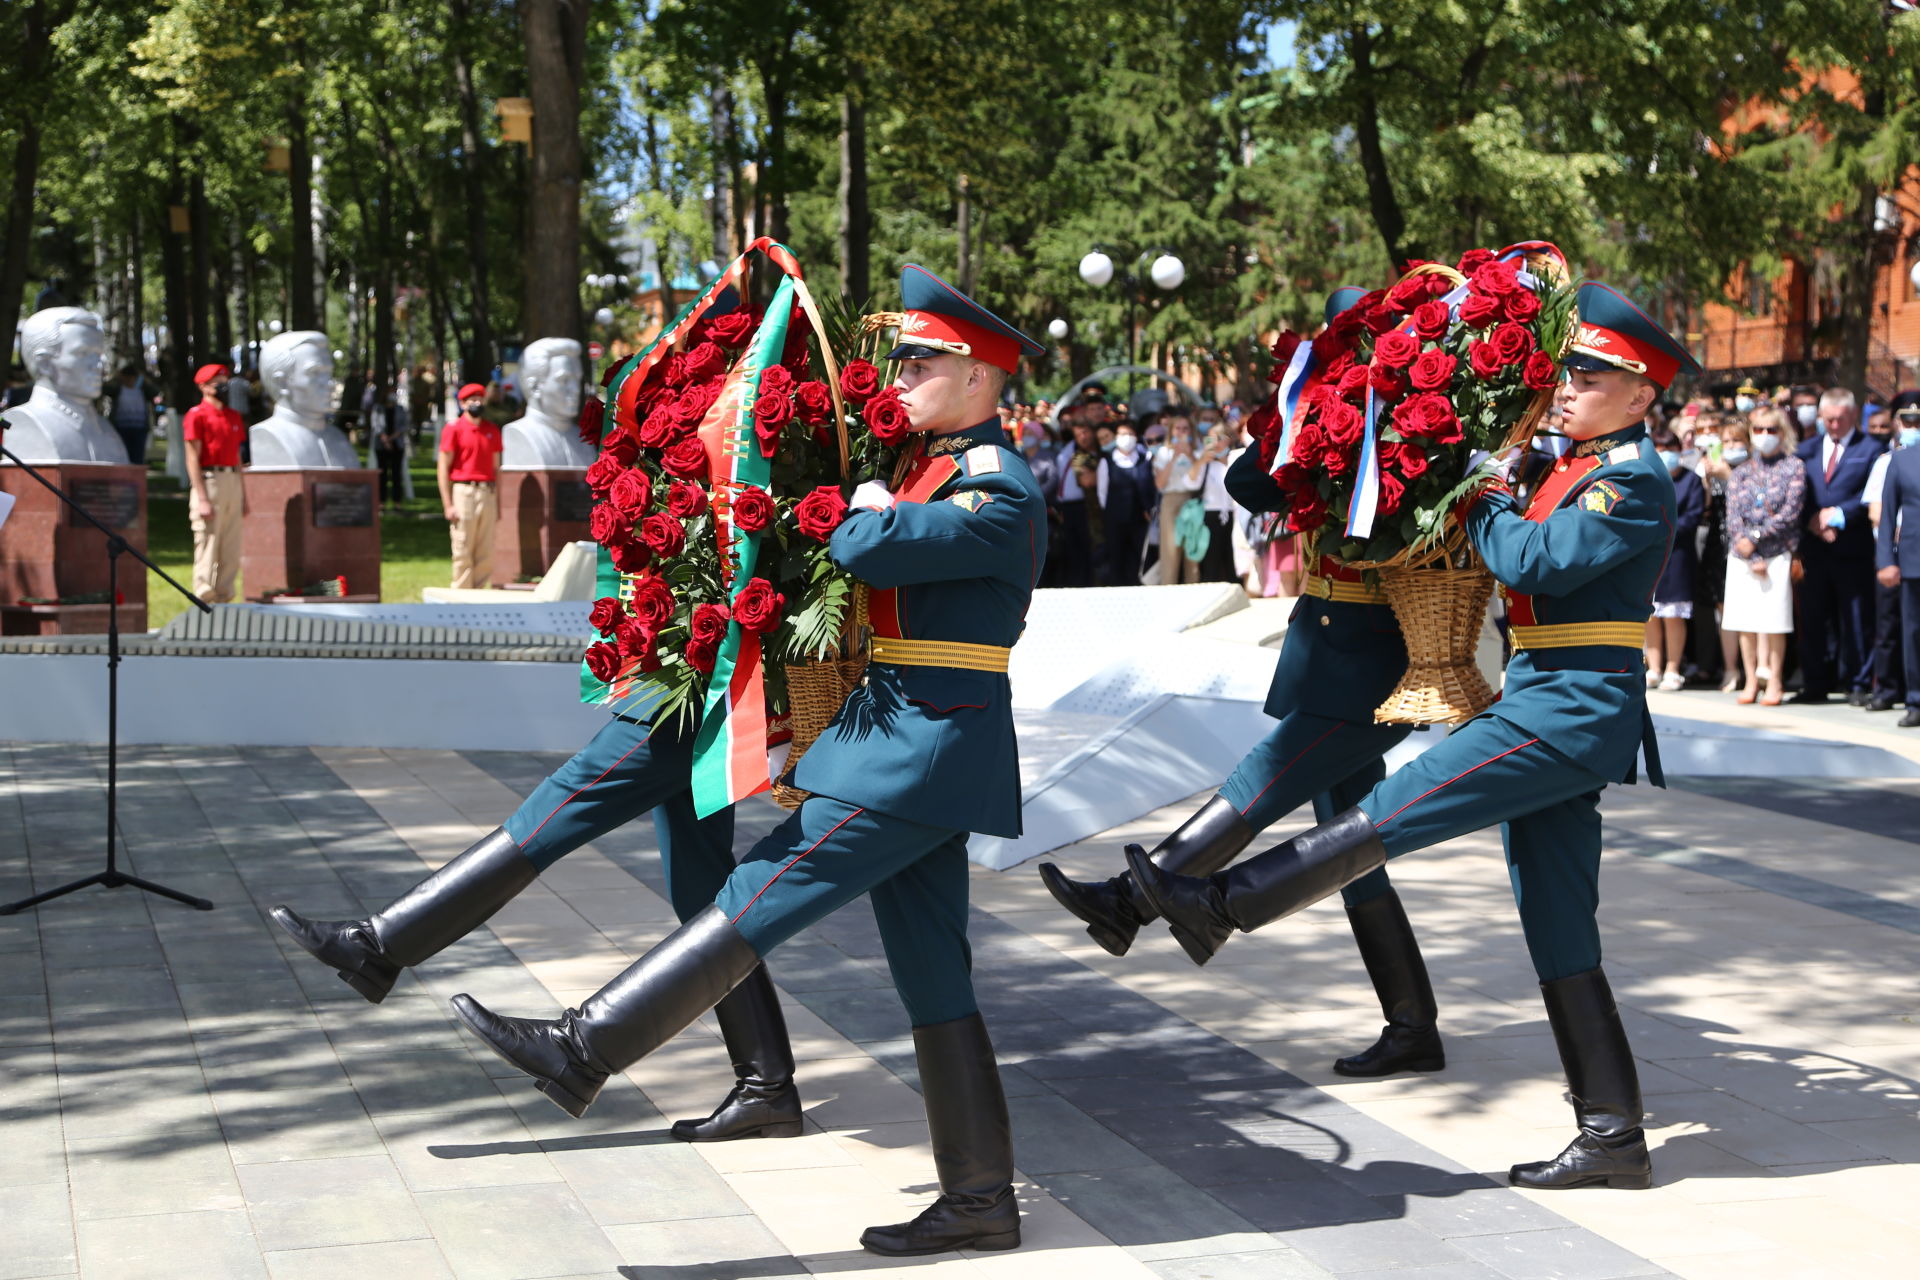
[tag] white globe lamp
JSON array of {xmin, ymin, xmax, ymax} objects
[
  {"xmin": 594, "ymin": 307, "xmax": 616, "ymax": 327},
  {"xmin": 1150, "ymin": 254, "xmax": 1186, "ymax": 290},
  {"xmin": 1047, "ymin": 318, "xmax": 1070, "ymax": 340},
  {"xmin": 1078, "ymin": 252, "xmax": 1114, "ymax": 288}
]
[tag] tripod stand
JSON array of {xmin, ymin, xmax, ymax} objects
[{"xmin": 1, "ymin": 439, "xmax": 216, "ymax": 915}]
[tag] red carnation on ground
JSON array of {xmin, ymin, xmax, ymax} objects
[
  {"xmin": 1521, "ymin": 350, "xmax": 1560, "ymax": 391},
  {"xmin": 588, "ymin": 597, "xmax": 623, "ymax": 636},
  {"xmin": 708, "ymin": 312, "xmax": 755, "ymax": 348},
  {"xmin": 608, "ymin": 470, "xmax": 652, "ymax": 519},
  {"xmin": 667, "ymin": 481, "xmax": 708, "ymax": 520},
  {"xmin": 839, "ymin": 359, "xmax": 882, "ymax": 404},
  {"xmin": 583, "ymin": 642, "xmax": 622, "ymax": 683},
  {"xmin": 590, "ymin": 503, "xmax": 634, "ymax": 547},
  {"xmin": 661, "ymin": 435, "xmax": 708, "ymax": 479},
  {"xmin": 1407, "ymin": 350, "xmax": 1458, "ymax": 393},
  {"xmin": 731, "ymin": 577, "xmax": 785, "ymax": 634},
  {"xmin": 630, "ymin": 576, "xmax": 675, "ymax": 628},
  {"xmin": 862, "ymin": 388, "xmax": 913, "ymax": 444},
  {"xmin": 795, "ymin": 381, "xmax": 833, "ymax": 426},
  {"xmin": 639, "ymin": 512, "xmax": 686, "ymax": 559},
  {"xmin": 794, "ymin": 485, "xmax": 848, "ymax": 541},
  {"xmin": 1373, "ymin": 330, "xmax": 1420, "ymax": 370},
  {"xmin": 1410, "ymin": 300, "xmax": 1451, "ymax": 342},
  {"xmin": 1459, "ymin": 294, "xmax": 1503, "ymax": 329},
  {"xmin": 731, "ymin": 485, "xmax": 775, "ymax": 533}
]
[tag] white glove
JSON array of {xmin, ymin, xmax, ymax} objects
[
  {"xmin": 767, "ymin": 739, "xmax": 792, "ymax": 781},
  {"xmin": 1465, "ymin": 446, "xmax": 1521, "ymax": 482},
  {"xmin": 851, "ymin": 480, "xmax": 896, "ymax": 511}
]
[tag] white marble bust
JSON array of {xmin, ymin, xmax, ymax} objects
[
  {"xmin": 502, "ymin": 337, "xmax": 594, "ymax": 470},
  {"xmin": 0, "ymin": 307, "xmax": 129, "ymax": 465},
  {"xmin": 249, "ymin": 331, "xmax": 359, "ymax": 470}
]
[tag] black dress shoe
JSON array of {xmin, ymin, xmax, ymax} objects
[
  {"xmin": 1332, "ymin": 890, "xmax": 1445, "ymax": 1078},
  {"xmin": 452, "ymin": 997, "xmax": 609, "ymax": 1117},
  {"xmin": 1510, "ymin": 1128, "xmax": 1652, "ymax": 1190},
  {"xmin": 1787, "ymin": 691, "xmax": 1830, "ymax": 705},
  {"xmin": 1847, "ymin": 689, "xmax": 1872, "ymax": 707},
  {"xmin": 1901, "ymin": 709, "xmax": 1920, "ymax": 729},
  {"xmin": 1508, "ymin": 967, "xmax": 1651, "ymax": 1191},
  {"xmin": 1866, "ymin": 693, "xmax": 1898, "ymax": 712}
]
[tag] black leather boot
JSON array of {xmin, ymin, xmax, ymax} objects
[
  {"xmin": 452, "ymin": 905, "xmax": 759, "ymax": 1118},
  {"xmin": 670, "ymin": 965, "xmax": 803, "ymax": 1141},
  {"xmin": 1037, "ymin": 795, "xmax": 1255, "ymax": 956},
  {"xmin": 1334, "ymin": 890, "xmax": 1445, "ymax": 1077},
  {"xmin": 271, "ymin": 828, "xmax": 537, "ymax": 1003},
  {"xmin": 1127, "ymin": 807, "xmax": 1387, "ymax": 966},
  {"xmin": 860, "ymin": 1013, "xmax": 1021, "ymax": 1256},
  {"xmin": 1509, "ymin": 967, "xmax": 1651, "ymax": 1190}
]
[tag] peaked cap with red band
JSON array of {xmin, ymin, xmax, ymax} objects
[
  {"xmin": 1564, "ymin": 282, "xmax": 1700, "ymax": 390},
  {"xmin": 885, "ymin": 264, "xmax": 1045, "ymax": 374}
]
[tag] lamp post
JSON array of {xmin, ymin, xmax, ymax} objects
[{"xmin": 1078, "ymin": 247, "xmax": 1184, "ymax": 396}]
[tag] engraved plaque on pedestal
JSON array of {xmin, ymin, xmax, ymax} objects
[
  {"xmin": 66, "ymin": 477, "xmax": 142, "ymax": 529},
  {"xmin": 312, "ymin": 480, "xmax": 375, "ymax": 528},
  {"xmin": 552, "ymin": 479, "xmax": 593, "ymax": 524}
]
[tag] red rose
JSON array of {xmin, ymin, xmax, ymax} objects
[
  {"xmin": 752, "ymin": 388, "xmax": 793, "ymax": 429},
  {"xmin": 661, "ymin": 435, "xmax": 708, "ymax": 479},
  {"xmin": 669, "ymin": 383, "xmax": 717, "ymax": 430},
  {"xmin": 1407, "ymin": 350, "xmax": 1458, "ymax": 393},
  {"xmin": 1368, "ymin": 363, "xmax": 1407, "ymax": 400},
  {"xmin": 613, "ymin": 616, "xmax": 655, "ymax": 659},
  {"xmin": 839, "ymin": 359, "xmax": 882, "ymax": 404},
  {"xmin": 1489, "ymin": 321, "xmax": 1536, "ymax": 367},
  {"xmin": 1275, "ymin": 461, "xmax": 1313, "ymax": 494},
  {"xmin": 667, "ymin": 481, "xmax": 708, "ymax": 520},
  {"xmin": 577, "ymin": 395, "xmax": 604, "ymax": 447},
  {"xmin": 690, "ymin": 601, "xmax": 731, "ymax": 647},
  {"xmin": 662, "ymin": 352, "xmax": 689, "ymax": 389},
  {"xmin": 1411, "ymin": 300, "xmax": 1451, "ymax": 342},
  {"xmin": 1270, "ymin": 330, "xmax": 1303, "ymax": 367},
  {"xmin": 588, "ymin": 596, "xmax": 623, "ymax": 636},
  {"xmin": 1335, "ymin": 364, "xmax": 1370, "ymax": 401},
  {"xmin": 639, "ymin": 404, "xmax": 680, "ymax": 449},
  {"xmin": 1289, "ymin": 420, "xmax": 1327, "ymax": 464},
  {"xmin": 1470, "ymin": 259, "xmax": 1524, "ymax": 298},
  {"xmin": 1377, "ymin": 469, "xmax": 1407, "ymax": 516},
  {"xmin": 1522, "ymin": 350, "xmax": 1560, "ymax": 391},
  {"xmin": 1319, "ymin": 350, "xmax": 1356, "ymax": 385},
  {"xmin": 759, "ymin": 364, "xmax": 794, "ymax": 399},
  {"xmin": 585, "ymin": 454, "xmax": 624, "ymax": 495},
  {"xmin": 685, "ymin": 638, "xmax": 717, "ymax": 675},
  {"xmin": 639, "ymin": 512, "xmax": 687, "ymax": 559},
  {"xmin": 732, "ymin": 485, "xmax": 775, "ymax": 532},
  {"xmin": 1328, "ymin": 305, "xmax": 1368, "ymax": 344},
  {"xmin": 709, "ymin": 312, "xmax": 755, "ymax": 348},
  {"xmin": 604, "ymin": 433, "xmax": 640, "ymax": 466},
  {"xmin": 1385, "ymin": 440, "xmax": 1430, "ymax": 480},
  {"xmin": 863, "ymin": 388, "xmax": 912, "ymax": 444},
  {"xmin": 1287, "ymin": 489, "xmax": 1329, "ymax": 533},
  {"xmin": 590, "ymin": 503, "xmax": 634, "ymax": 547},
  {"xmin": 682, "ymin": 341, "xmax": 727, "ymax": 382},
  {"xmin": 1318, "ymin": 399, "xmax": 1365, "ymax": 447},
  {"xmin": 732, "ymin": 577, "xmax": 785, "ymax": 634},
  {"xmin": 609, "ymin": 469, "xmax": 652, "ymax": 518},
  {"xmin": 1360, "ymin": 303, "xmax": 1401, "ymax": 336},
  {"xmin": 1468, "ymin": 340, "xmax": 1505, "ymax": 380},
  {"xmin": 1504, "ymin": 289, "xmax": 1542, "ymax": 324},
  {"xmin": 583, "ymin": 641, "xmax": 622, "ymax": 683},
  {"xmin": 1245, "ymin": 397, "xmax": 1279, "ymax": 443},
  {"xmin": 1391, "ymin": 392, "xmax": 1463, "ymax": 445},
  {"xmin": 1373, "ymin": 330, "xmax": 1420, "ymax": 369},
  {"xmin": 794, "ymin": 485, "xmax": 848, "ymax": 541},
  {"xmin": 1459, "ymin": 293, "xmax": 1503, "ymax": 328},
  {"xmin": 1312, "ymin": 329, "xmax": 1351, "ymax": 366},
  {"xmin": 1386, "ymin": 276, "xmax": 1431, "ymax": 311},
  {"xmin": 630, "ymin": 575, "xmax": 675, "ymax": 628},
  {"xmin": 1324, "ymin": 444, "xmax": 1356, "ymax": 478},
  {"xmin": 1456, "ymin": 248, "xmax": 1497, "ymax": 275},
  {"xmin": 795, "ymin": 380, "xmax": 833, "ymax": 426},
  {"xmin": 609, "ymin": 541, "xmax": 653, "ymax": 574}
]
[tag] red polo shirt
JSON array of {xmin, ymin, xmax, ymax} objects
[
  {"xmin": 182, "ymin": 401, "xmax": 247, "ymax": 468},
  {"xmin": 440, "ymin": 415, "xmax": 502, "ymax": 482}
]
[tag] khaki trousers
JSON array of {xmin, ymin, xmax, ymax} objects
[
  {"xmin": 189, "ymin": 471, "xmax": 244, "ymax": 603},
  {"xmin": 450, "ymin": 481, "xmax": 498, "ymax": 588}
]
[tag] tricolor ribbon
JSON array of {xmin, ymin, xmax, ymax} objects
[
  {"xmin": 1268, "ymin": 340, "xmax": 1317, "ymax": 477},
  {"xmin": 1343, "ymin": 242, "xmax": 1565, "ymax": 539}
]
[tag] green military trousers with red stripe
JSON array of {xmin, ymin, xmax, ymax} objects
[
  {"xmin": 501, "ymin": 713, "xmax": 736, "ymax": 922},
  {"xmin": 1354, "ymin": 713, "xmax": 1614, "ymax": 982},
  {"xmin": 711, "ymin": 796, "xmax": 979, "ymax": 1029}
]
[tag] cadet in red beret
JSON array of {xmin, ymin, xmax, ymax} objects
[
  {"xmin": 437, "ymin": 382, "xmax": 501, "ymax": 587},
  {"xmin": 182, "ymin": 363, "xmax": 246, "ymax": 602}
]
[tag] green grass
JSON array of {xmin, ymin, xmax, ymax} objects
[{"xmin": 143, "ymin": 445, "xmax": 453, "ymax": 631}]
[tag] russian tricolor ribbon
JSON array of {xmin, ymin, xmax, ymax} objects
[{"xmin": 1268, "ymin": 340, "xmax": 1317, "ymax": 477}]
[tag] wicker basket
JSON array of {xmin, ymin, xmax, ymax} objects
[
  {"xmin": 1344, "ymin": 246, "xmax": 1572, "ymax": 726},
  {"xmin": 770, "ymin": 584, "xmax": 869, "ymax": 809}
]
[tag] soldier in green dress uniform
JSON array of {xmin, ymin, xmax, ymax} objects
[
  {"xmin": 450, "ymin": 266, "xmax": 1050, "ymax": 1257},
  {"xmin": 1040, "ymin": 287, "xmax": 1447, "ymax": 1080},
  {"xmin": 1129, "ymin": 283, "xmax": 1695, "ymax": 1193}
]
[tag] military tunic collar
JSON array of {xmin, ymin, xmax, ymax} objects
[
  {"xmin": 924, "ymin": 417, "xmax": 1007, "ymax": 456},
  {"xmin": 1569, "ymin": 424, "xmax": 1646, "ymax": 459}
]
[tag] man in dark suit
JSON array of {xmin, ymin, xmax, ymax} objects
[
  {"xmin": 1794, "ymin": 388, "xmax": 1886, "ymax": 704},
  {"xmin": 1876, "ymin": 413, "xmax": 1920, "ymax": 727}
]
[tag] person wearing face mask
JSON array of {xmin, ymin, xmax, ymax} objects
[
  {"xmin": 1865, "ymin": 397, "xmax": 1920, "ymax": 716},
  {"xmin": 1723, "ymin": 407, "xmax": 1806, "ymax": 704},
  {"xmin": 1733, "ymin": 381, "xmax": 1760, "ymax": 416},
  {"xmin": 1793, "ymin": 387, "xmax": 1887, "ymax": 705},
  {"xmin": 1697, "ymin": 419, "xmax": 1749, "ymax": 690},
  {"xmin": 1646, "ymin": 432, "xmax": 1704, "ymax": 690},
  {"xmin": 1152, "ymin": 415, "xmax": 1205, "ymax": 584},
  {"xmin": 1790, "ymin": 386, "xmax": 1821, "ymax": 436},
  {"xmin": 1096, "ymin": 420, "xmax": 1156, "ymax": 585}
]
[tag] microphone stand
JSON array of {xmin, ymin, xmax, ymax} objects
[{"xmin": 1, "ymin": 434, "xmax": 216, "ymax": 914}]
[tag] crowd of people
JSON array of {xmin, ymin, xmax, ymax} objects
[{"xmin": 1639, "ymin": 381, "xmax": 1919, "ymax": 726}]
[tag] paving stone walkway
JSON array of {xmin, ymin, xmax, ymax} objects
[{"xmin": 3, "ymin": 738, "xmax": 1918, "ymax": 1278}]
